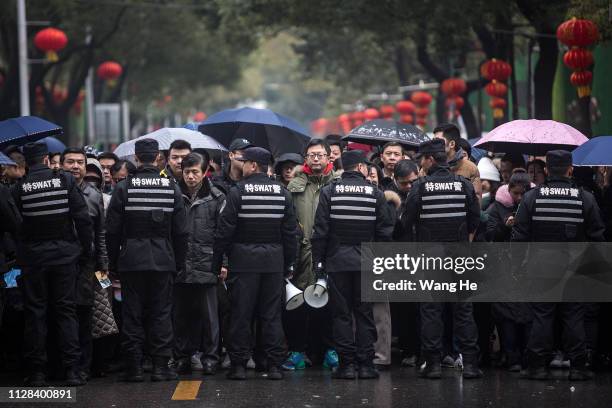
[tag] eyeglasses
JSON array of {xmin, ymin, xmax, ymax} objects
[{"xmin": 305, "ymin": 153, "xmax": 328, "ymax": 160}]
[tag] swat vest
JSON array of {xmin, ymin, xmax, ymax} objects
[
  {"xmin": 329, "ymin": 177, "xmax": 378, "ymax": 245},
  {"xmin": 19, "ymin": 171, "xmax": 71, "ymax": 241},
  {"xmin": 235, "ymin": 179, "xmax": 286, "ymax": 243},
  {"xmin": 417, "ymin": 173, "xmax": 469, "ymax": 242},
  {"xmin": 532, "ymin": 183, "xmax": 585, "ymax": 242},
  {"xmin": 124, "ymin": 174, "xmax": 175, "ymax": 239}
]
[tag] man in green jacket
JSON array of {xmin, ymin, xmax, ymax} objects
[{"xmin": 283, "ymin": 139, "xmax": 339, "ymax": 371}]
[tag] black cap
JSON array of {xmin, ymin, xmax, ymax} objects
[
  {"xmin": 229, "ymin": 138, "xmax": 252, "ymax": 151},
  {"xmin": 237, "ymin": 147, "xmax": 271, "ymax": 166},
  {"xmin": 274, "ymin": 153, "xmax": 303, "ymax": 175},
  {"xmin": 415, "ymin": 138, "xmax": 445, "ymax": 159},
  {"xmin": 341, "ymin": 150, "xmax": 368, "ymax": 169},
  {"xmin": 546, "ymin": 149, "xmax": 572, "ymax": 168},
  {"xmin": 23, "ymin": 142, "xmax": 48, "ymax": 160},
  {"xmin": 134, "ymin": 138, "xmax": 159, "ymax": 156}
]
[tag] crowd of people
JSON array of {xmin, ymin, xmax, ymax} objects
[{"xmin": 1, "ymin": 122, "xmax": 612, "ymax": 386}]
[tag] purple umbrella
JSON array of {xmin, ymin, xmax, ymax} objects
[{"xmin": 474, "ymin": 119, "xmax": 588, "ymax": 156}]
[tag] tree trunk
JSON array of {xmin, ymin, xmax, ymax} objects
[{"xmin": 533, "ymin": 36, "xmax": 558, "ymax": 119}]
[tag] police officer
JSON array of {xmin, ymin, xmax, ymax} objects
[
  {"xmin": 401, "ymin": 139, "xmax": 481, "ymax": 379},
  {"xmin": 12, "ymin": 142, "xmax": 93, "ymax": 387},
  {"xmin": 311, "ymin": 150, "xmax": 394, "ymax": 380},
  {"xmin": 511, "ymin": 150, "xmax": 605, "ymax": 381},
  {"xmin": 212, "ymin": 138, "xmax": 252, "ymax": 195},
  {"xmin": 212, "ymin": 147, "xmax": 297, "ymax": 381},
  {"xmin": 106, "ymin": 138, "xmax": 188, "ymax": 382}
]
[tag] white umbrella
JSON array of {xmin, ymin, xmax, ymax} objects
[{"xmin": 114, "ymin": 128, "xmax": 227, "ymax": 158}]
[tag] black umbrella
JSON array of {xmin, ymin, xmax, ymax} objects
[{"xmin": 342, "ymin": 119, "xmax": 429, "ymax": 149}]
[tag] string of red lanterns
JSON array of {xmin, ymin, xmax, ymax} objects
[
  {"xmin": 440, "ymin": 78, "xmax": 466, "ymax": 119},
  {"xmin": 557, "ymin": 17, "xmax": 599, "ymax": 98},
  {"xmin": 410, "ymin": 91, "xmax": 432, "ymax": 127},
  {"xmin": 481, "ymin": 58, "xmax": 511, "ymax": 119}
]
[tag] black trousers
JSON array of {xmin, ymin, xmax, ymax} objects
[
  {"xmin": 173, "ymin": 283, "xmax": 219, "ymax": 363},
  {"xmin": 228, "ymin": 272, "xmax": 284, "ymax": 368},
  {"xmin": 420, "ymin": 302, "xmax": 479, "ymax": 358},
  {"xmin": 20, "ymin": 264, "xmax": 80, "ymax": 371},
  {"xmin": 392, "ymin": 302, "xmax": 420, "ymax": 356},
  {"xmin": 76, "ymin": 305, "xmax": 93, "ymax": 374},
  {"xmin": 328, "ymin": 271, "xmax": 376, "ymax": 366},
  {"xmin": 527, "ymin": 302, "xmax": 586, "ymax": 366},
  {"xmin": 121, "ymin": 270, "xmax": 173, "ymax": 361}
]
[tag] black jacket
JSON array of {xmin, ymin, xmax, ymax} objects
[
  {"xmin": 0, "ymin": 184, "xmax": 21, "ymax": 273},
  {"xmin": 212, "ymin": 172, "xmax": 297, "ymax": 274},
  {"xmin": 77, "ymin": 181, "xmax": 108, "ymax": 305},
  {"xmin": 511, "ymin": 177, "xmax": 605, "ymax": 242},
  {"xmin": 105, "ymin": 165, "xmax": 188, "ymax": 273},
  {"xmin": 179, "ymin": 180, "xmax": 225, "ymax": 284},
  {"xmin": 12, "ymin": 165, "xmax": 93, "ymax": 266},
  {"xmin": 311, "ymin": 171, "xmax": 394, "ymax": 273},
  {"xmin": 486, "ymin": 201, "xmax": 516, "ymax": 242}
]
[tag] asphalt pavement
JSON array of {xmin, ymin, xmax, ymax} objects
[{"xmin": 2, "ymin": 366, "xmax": 612, "ymax": 408}]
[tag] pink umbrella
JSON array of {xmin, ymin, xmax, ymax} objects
[{"xmin": 474, "ymin": 119, "xmax": 588, "ymax": 156}]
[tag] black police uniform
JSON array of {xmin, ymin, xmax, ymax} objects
[
  {"xmin": 0, "ymin": 184, "xmax": 21, "ymax": 328},
  {"xmin": 311, "ymin": 150, "xmax": 394, "ymax": 378},
  {"xmin": 400, "ymin": 139, "xmax": 481, "ymax": 378},
  {"xmin": 212, "ymin": 147, "xmax": 297, "ymax": 378},
  {"xmin": 11, "ymin": 143, "xmax": 93, "ymax": 385},
  {"xmin": 511, "ymin": 150, "xmax": 605, "ymax": 379},
  {"xmin": 211, "ymin": 138, "xmax": 252, "ymax": 195},
  {"xmin": 105, "ymin": 139, "xmax": 188, "ymax": 381}
]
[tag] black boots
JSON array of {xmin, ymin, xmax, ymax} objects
[
  {"xmin": 25, "ymin": 372, "xmax": 47, "ymax": 387},
  {"xmin": 462, "ymin": 355, "xmax": 483, "ymax": 379},
  {"xmin": 65, "ymin": 367, "xmax": 86, "ymax": 386},
  {"xmin": 419, "ymin": 354, "xmax": 442, "ymax": 379},
  {"xmin": 358, "ymin": 365, "xmax": 379, "ymax": 379},
  {"xmin": 227, "ymin": 365, "xmax": 247, "ymax": 380},
  {"xmin": 267, "ymin": 366, "xmax": 284, "ymax": 380},
  {"xmin": 175, "ymin": 358, "xmax": 192, "ymax": 375},
  {"xmin": 151, "ymin": 357, "xmax": 178, "ymax": 382},
  {"xmin": 121, "ymin": 360, "xmax": 144, "ymax": 382},
  {"xmin": 332, "ymin": 363, "xmax": 357, "ymax": 379}
]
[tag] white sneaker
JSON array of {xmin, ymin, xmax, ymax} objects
[
  {"xmin": 246, "ymin": 357, "xmax": 256, "ymax": 369},
  {"xmin": 191, "ymin": 353, "xmax": 203, "ymax": 371},
  {"xmin": 221, "ymin": 354, "xmax": 231, "ymax": 369},
  {"xmin": 454, "ymin": 354, "xmax": 463, "ymax": 370},
  {"xmin": 550, "ymin": 351, "xmax": 570, "ymax": 369}
]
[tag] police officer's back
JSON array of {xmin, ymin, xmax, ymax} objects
[
  {"xmin": 12, "ymin": 142, "xmax": 93, "ymax": 387},
  {"xmin": 311, "ymin": 150, "xmax": 394, "ymax": 380},
  {"xmin": 400, "ymin": 139, "xmax": 482, "ymax": 380},
  {"xmin": 212, "ymin": 147, "xmax": 297, "ymax": 381},
  {"xmin": 511, "ymin": 150, "xmax": 604, "ymax": 381},
  {"xmin": 106, "ymin": 138, "xmax": 188, "ymax": 382}
]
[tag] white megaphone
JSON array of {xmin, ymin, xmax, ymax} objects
[
  {"xmin": 285, "ymin": 279, "xmax": 304, "ymax": 311},
  {"xmin": 304, "ymin": 278, "xmax": 329, "ymax": 308}
]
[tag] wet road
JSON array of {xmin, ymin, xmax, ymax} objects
[{"xmin": 2, "ymin": 366, "xmax": 612, "ymax": 408}]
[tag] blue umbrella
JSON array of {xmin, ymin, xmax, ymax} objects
[
  {"xmin": 42, "ymin": 136, "xmax": 67, "ymax": 154},
  {"xmin": 0, "ymin": 116, "xmax": 63, "ymax": 147},
  {"xmin": 199, "ymin": 107, "xmax": 311, "ymax": 156},
  {"xmin": 182, "ymin": 122, "xmax": 200, "ymax": 131},
  {"xmin": 468, "ymin": 138, "xmax": 488, "ymax": 162},
  {"xmin": 572, "ymin": 136, "xmax": 612, "ymax": 166},
  {"xmin": 0, "ymin": 151, "xmax": 16, "ymax": 166}
]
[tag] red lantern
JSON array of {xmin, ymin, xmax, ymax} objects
[
  {"xmin": 485, "ymin": 80, "xmax": 508, "ymax": 97},
  {"xmin": 379, "ymin": 105, "xmax": 395, "ymax": 119},
  {"xmin": 193, "ymin": 111, "xmax": 207, "ymax": 122},
  {"xmin": 489, "ymin": 97, "xmax": 507, "ymax": 119},
  {"xmin": 338, "ymin": 114, "xmax": 352, "ymax": 134},
  {"xmin": 411, "ymin": 91, "xmax": 433, "ymax": 107},
  {"xmin": 34, "ymin": 28, "xmax": 68, "ymax": 62},
  {"xmin": 557, "ymin": 17, "xmax": 599, "ymax": 48},
  {"xmin": 563, "ymin": 48, "xmax": 594, "ymax": 71},
  {"xmin": 440, "ymin": 78, "xmax": 467, "ymax": 97},
  {"xmin": 570, "ymin": 71, "xmax": 593, "ymax": 98},
  {"xmin": 53, "ymin": 88, "xmax": 67, "ymax": 104},
  {"xmin": 311, "ymin": 118, "xmax": 329, "ymax": 135},
  {"xmin": 399, "ymin": 114, "xmax": 413, "ymax": 124},
  {"xmin": 97, "ymin": 61, "xmax": 123, "ymax": 86},
  {"xmin": 480, "ymin": 59, "xmax": 512, "ymax": 82},
  {"xmin": 445, "ymin": 96, "xmax": 464, "ymax": 110},
  {"xmin": 350, "ymin": 111, "xmax": 365, "ymax": 127},
  {"xmin": 364, "ymin": 108, "xmax": 380, "ymax": 120},
  {"xmin": 416, "ymin": 117, "xmax": 427, "ymax": 127},
  {"xmin": 395, "ymin": 100, "xmax": 415, "ymax": 114},
  {"xmin": 415, "ymin": 107, "xmax": 429, "ymax": 117}
]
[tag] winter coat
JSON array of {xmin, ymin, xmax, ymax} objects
[
  {"xmin": 287, "ymin": 163, "xmax": 339, "ymax": 289},
  {"xmin": 485, "ymin": 185, "xmax": 517, "ymax": 242},
  {"xmin": 178, "ymin": 180, "xmax": 225, "ymax": 285}
]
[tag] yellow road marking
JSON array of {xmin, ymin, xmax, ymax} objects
[{"xmin": 171, "ymin": 380, "xmax": 202, "ymax": 400}]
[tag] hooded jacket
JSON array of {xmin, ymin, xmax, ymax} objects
[{"xmin": 485, "ymin": 184, "xmax": 516, "ymax": 242}]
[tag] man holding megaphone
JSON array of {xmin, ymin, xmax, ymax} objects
[{"xmin": 311, "ymin": 150, "xmax": 394, "ymax": 380}]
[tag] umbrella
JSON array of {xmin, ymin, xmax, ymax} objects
[
  {"xmin": 198, "ymin": 107, "xmax": 311, "ymax": 157},
  {"xmin": 468, "ymin": 138, "xmax": 488, "ymax": 162},
  {"xmin": 0, "ymin": 151, "xmax": 16, "ymax": 166},
  {"xmin": 113, "ymin": 128, "xmax": 226, "ymax": 158},
  {"xmin": 572, "ymin": 136, "xmax": 612, "ymax": 166},
  {"xmin": 342, "ymin": 119, "xmax": 429, "ymax": 149},
  {"xmin": 182, "ymin": 122, "xmax": 200, "ymax": 131},
  {"xmin": 0, "ymin": 116, "xmax": 63, "ymax": 147},
  {"xmin": 42, "ymin": 136, "xmax": 66, "ymax": 154},
  {"xmin": 474, "ymin": 119, "xmax": 588, "ymax": 156}
]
